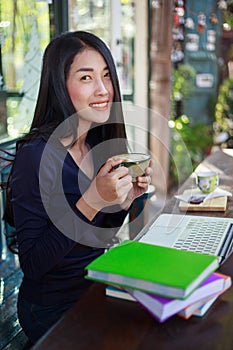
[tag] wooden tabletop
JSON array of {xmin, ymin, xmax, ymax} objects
[
  {"xmin": 163, "ymin": 148, "xmax": 233, "ymax": 218},
  {"xmin": 33, "ymin": 149, "xmax": 233, "ymax": 350}
]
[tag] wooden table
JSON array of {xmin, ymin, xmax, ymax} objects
[
  {"xmin": 163, "ymin": 148, "xmax": 233, "ymax": 218},
  {"xmin": 33, "ymin": 149, "xmax": 233, "ymax": 350}
]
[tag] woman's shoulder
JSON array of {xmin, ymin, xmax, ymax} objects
[
  {"xmin": 13, "ymin": 137, "xmax": 67, "ymax": 181},
  {"xmin": 18, "ymin": 136, "xmax": 46, "ymax": 150},
  {"xmin": 11, "ymin": 138, "xmax": 45, "ymax": 176},
  {"xmin": 16, "ymin": 137, "xmax": 46, "ymax": 162},
  {"xmin": 17, "ymin": 136, "xmax": 66, "ymax": 159}
]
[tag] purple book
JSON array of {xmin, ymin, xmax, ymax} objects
[{"xmin": 126, "ymin": 272, "xmax": 231, "ymax": 323}]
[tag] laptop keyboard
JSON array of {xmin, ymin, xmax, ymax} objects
[{"xmin": 173, "ymin": 218, "xmax": 230, "ymax": 255}]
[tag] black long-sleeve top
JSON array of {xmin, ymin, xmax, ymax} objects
[{"xmin": 11, "ymin": 137, "xmax": 128, "ymax": 306}]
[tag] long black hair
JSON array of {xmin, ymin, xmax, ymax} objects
[{"xmin": 2, "ymin": 31, "xmax": 129, "ymax": 228}]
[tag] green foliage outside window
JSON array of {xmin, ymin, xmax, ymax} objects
[
  {"xmin": 170, "ymin": 64, "xmax": 196, "ymax": 113},
  {"xmin": 0, "ymin": 0, "xmax": 50, "ymax": 138},
  {"xmin": 169, "ymin": 64, "xmax": 214, "ymax": 189},
  {"xmin": 169, "ymin": 116, "xmax": 213, "ymax": 189},
  {"xmin": 214, "ymin": 78, "xmax": 233, "ymax": 148}
]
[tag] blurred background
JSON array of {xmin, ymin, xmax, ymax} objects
[{"xmin": 0, "ymin": 0, "xmax": 232, "ymax": 194}]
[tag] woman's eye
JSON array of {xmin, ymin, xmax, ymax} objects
[
  {"xmin": 104, "ymin": 71, "xmax": 111, "ymax": 79},
  {"xmin": 81, "ymin": 75, "xmax": 91, "ymax": 81}
]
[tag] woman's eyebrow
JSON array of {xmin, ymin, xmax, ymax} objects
[
  {"xmin": 76, "ymin": 67, "xmax": 93, "ymax": 72},
  {"xmin": 76, "ymin": 66, "xmax": 109, "ymax": 73}
]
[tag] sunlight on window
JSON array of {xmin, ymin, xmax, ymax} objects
[{"xmin": 0, "ymin": 1, "xmax": 50, "ymax": 139}]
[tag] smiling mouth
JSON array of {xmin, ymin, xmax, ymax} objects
[{"xmin": 89, "ymin": 102, "xmax": 109, "ymax": 108}]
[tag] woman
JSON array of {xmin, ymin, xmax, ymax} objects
[{"xmin": 7, "ymin": 31, "xmax": 152, "ymax": 343}]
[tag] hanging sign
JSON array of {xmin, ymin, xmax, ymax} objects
[{"xmin": 196, "ymin": 74, "xmax": 214, "ymax": 88}]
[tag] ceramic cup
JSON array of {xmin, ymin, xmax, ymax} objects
[
  {"xmin": 113, "ymin": 153, "xmax": 151, "ymax": 181},
  {"xmin": 196, "ymin": 171, "xmax": 219, "ymax": 193}
]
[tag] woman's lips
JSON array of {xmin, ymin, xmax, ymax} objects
[{"xmin": 89, "ymin": 101, "xmax": 109, "ymax": 108}]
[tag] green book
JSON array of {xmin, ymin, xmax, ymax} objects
[{"xmin": 85, "ymin": 240, "xmax": 219, "ymax": 299}]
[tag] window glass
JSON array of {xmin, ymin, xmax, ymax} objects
[
  {"xmin": 68, "ymin": 0, "xmax": 135, "ymax": 100},
  {"xmin": 0, "ymin": 0, "xmax": 50, "ymax": 139},
  {"xmin": 68, "ymin": 0, "xmax": 110, "ymax": 43},
  {"xmin": 121, "ymin": 0, "xmax": 135, "ymax": 98}
]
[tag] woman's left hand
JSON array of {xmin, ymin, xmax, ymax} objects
[{"xmin": 120, "ymin": 160, "xmax": 153, "ymax": 210}]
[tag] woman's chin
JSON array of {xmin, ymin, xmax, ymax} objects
[{"xmin": 79, "ymin": 108, "xmax": 110, "ymax": 124}]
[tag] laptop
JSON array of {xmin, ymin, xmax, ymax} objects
[{"xmin": 139, "ymin": 214, "xmax": 233, "ymax": 265}]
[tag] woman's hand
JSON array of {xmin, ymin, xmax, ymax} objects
[
  {"xmin": 76, "ymin": 158, "xmax": 133, "ymax": 220},
  {"xmin": 120, "ymin": 159, "xmax": 153, "ymax": 210}
]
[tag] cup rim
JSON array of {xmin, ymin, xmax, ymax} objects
[
  {"xmin": 113, "ymin": 153, "xmax": 151, "ymax": 164},
  {"xmin": 196, "ymin": 171, "xmax": 218, "ymax": 177}
]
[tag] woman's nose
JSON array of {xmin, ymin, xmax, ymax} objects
[{"xmin": 95, "ymin": 79, "xmax": 108, "ymax": 95}]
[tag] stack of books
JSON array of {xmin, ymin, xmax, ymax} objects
[{"xmin": 85, "ymin": 240, "xmax": 231, "ymax": 322}]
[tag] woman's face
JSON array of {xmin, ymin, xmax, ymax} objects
[{"xmin": 66, "ymin": 48, "xmax": 114, "ymax": 125}]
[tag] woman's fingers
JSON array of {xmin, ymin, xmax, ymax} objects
[{"xmin": 98, "ymin": 158, "xmax": 120, "ymax": 176}]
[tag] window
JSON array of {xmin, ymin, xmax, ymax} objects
[
  {"xmin": 68, "ymin": 0, "xmax": 135, "ymax": 100},
  {"xmin": 68, "ymin": 0, "xmax": 110, "ymax": 43},
  {"xmin": 0, "ymin": 0, "xmax": 136, "ymax": 141},
  {"xmin": 0, "ymin": 0, "xmax": 50, "ymax": 139}
]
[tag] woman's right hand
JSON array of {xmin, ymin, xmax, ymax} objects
[{"xmin": 76, "ymin": 158, "xmax": 133, "ymax": 220}]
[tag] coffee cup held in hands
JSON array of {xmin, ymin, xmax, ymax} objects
[
  {"xmin": 196, "ymin": 171, "xmax": 219, "ymax": 193},
  {"xmin": 113, "ymin": 153, "xmax": 151, "ymax": 181}
]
